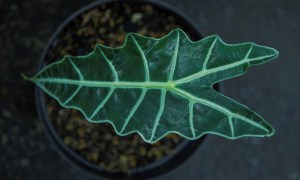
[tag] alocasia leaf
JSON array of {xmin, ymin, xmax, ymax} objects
[{"xmin": 27, "ymin": 29, "xmax": 278, "ymax": 143}]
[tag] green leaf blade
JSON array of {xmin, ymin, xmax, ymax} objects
[{"xmin": 31, "ymin": 29, "xmax": 278, "ymax": 143}]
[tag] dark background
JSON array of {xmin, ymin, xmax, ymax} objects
[{"xmin": 1, "ymin": 0, "xmax": 299, "ymax": 179}]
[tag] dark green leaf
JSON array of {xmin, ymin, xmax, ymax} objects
[{"xmin": 29, "ymin": 29, "xmax": 278, "ymax": 143}]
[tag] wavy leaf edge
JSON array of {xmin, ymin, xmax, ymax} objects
[{"xmin": 30, "ymin": 28, "xmax": 279, "ymax": 143}]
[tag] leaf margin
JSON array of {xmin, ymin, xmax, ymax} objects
[{"xmin": 28, "ymin": 28, "xmax": 279, "ymax": 143}]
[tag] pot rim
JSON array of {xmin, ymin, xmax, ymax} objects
[{"xmin": 35, "ymin": 0, "xmax": 208, "ymax": 179}]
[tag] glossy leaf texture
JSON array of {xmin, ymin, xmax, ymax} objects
[{"xmin": 30, "ymin": 29, "xmax": 279, "ymax": 143}]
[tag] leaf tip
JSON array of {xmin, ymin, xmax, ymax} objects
[
  {"xmin": 263, "ymin": 46, "xmax": 280, "ymax": 60},
  {"xmin": 267, "ymin": 127, "xmax": 275, "ymax": 137},
  {"xmin": 21, "ymin": 73, "xmax": 35, "ymax": 82},
  {"xmin": 21, "ymin": 73, "xmax": 29, "ymax": 80},
  {"xmin": 273, "ymin": 48, "xmax": 279, "ymax": 58},
  {"xmin": 260, "ymin": 121, "xmax": 275, "ymax": 137}
]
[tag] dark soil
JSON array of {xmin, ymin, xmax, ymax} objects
[{"xmin": 43, "ymin": 1, "xmax": 199, "ymax": 174}]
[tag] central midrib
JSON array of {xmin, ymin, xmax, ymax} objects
[{"xmin": 34, "ymin": 78, "xmax": 176, "ymax": 89}]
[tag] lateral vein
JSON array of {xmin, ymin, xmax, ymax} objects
[
  {"xmin": 131, "ymin": 35, "xmax": 150, "ymax": 81},
  {"xmin": 202, "ymin": 37, "xmax": 217, "ymax": 70},
  {"xmin": 98, "ymin": 46, "xmax": 119, "ymax": 82},
  {"xmin": 68, "ymin": 57, "xmax": 84, "ymax": 80},
  {"xmin": 89, "ymin": 88, "xmax": 115, "ymax": 119},
  {"xmin": 189, "ymin": 101, "xmax": 196, "ymax": 138},
  {"xmin": 174, "ymin": 54, "xmax": 276, "ymax": 84},
  {"xmin": 168, "ymin": 31, "xmax": 180, "ymax": 81},
  {"xmin": 150, "ymin": 89, "xmax": 167, "ymax": 141},
  {"xmin": 121, "ymin": 89, "xmax": 147, "ymax": 133},
  {"xmin": 171, "ymin": 88, "xmax": 269, "ymax": 132}
]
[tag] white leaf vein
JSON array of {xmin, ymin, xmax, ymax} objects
[
  {"xmin": 36, "ymin": 32, "xmax": 275, "ymax": 141},
  {"xmin": 150, "ymin": 89, "xmax": 167, "ymax": 141},
  {"xmin": 171, "ymin": 88, "xmax": 269, "ymax": 133},
  {"xmin": 62, "ymin": 58, "xmax": 84, "ymax": 105},
  {"xmin": 120, "ymin": 89, "xmax": 147, "ymax": 133},
  {"xmin": 168, "ymin": 30, "xmax": 180, "ymax": 81},
  {"xmin": 228, "ymin": 116, "xmax": 235, "ymax": 137},
  {"xmin": 189, "ymin": 101, "xmax": 196, "ymax": 138},
  {"xmin": 131, "ymin": 35, "xmax": 150, "ymax": 81},
  {"xmin": 98, "ymin": 46, "xmax": 119, "ymax": 81},
  {"xmin": 202, "ymin": 37, "xmax": 218, "ymax": 70},
  {"xmin": 89, "ymin": 88, "xmax": 115, "ymax": 119}
]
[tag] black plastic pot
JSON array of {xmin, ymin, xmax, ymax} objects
[{"xmin": 35, "ymin": 0, "xmax": 211, "ymax": 179}]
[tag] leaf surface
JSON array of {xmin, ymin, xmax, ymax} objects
[{"xmin": 30, "ymin": 29, "xmax": 278, "ymax": 143}]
